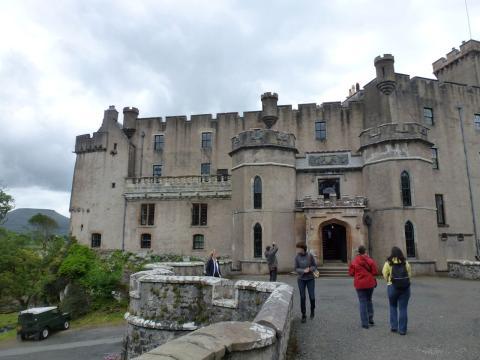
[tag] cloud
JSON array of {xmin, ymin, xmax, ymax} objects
[{"xmin": 0, "ymin": 0, "xmax": 479, "ymax": 215}]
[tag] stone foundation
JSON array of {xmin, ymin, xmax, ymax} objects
[
  {"xmin": 447, "ymin": 260, "xmax": 480, "ymax": 280},
  {"xmin": 409, "ymin": 260, "xmax": 436, "ymax": 275},
  {"xmin": 123, "ymin": 265, "xmax": 293, "ymax": 359}
]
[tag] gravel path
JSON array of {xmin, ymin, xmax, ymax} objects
[{"xmin": 274, "ymin": 275, "xmax": 480, "ymax": 360}]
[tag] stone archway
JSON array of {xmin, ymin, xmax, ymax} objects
[{"xmin": 315, "ymin": 218, "xmax": 352, "ymax": 264}]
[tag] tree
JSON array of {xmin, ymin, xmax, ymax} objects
[
  {"xmin": 28, "ymin": 213, "xmax": 59, "ymax": 249},
  {"xmin": 0, "ymin": 229, "xmax": 44, "ymax": 308},
  {"xmin": 0, "ymin": 187, "xmax": 14, "ymax": 225}
]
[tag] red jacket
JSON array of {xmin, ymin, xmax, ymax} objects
[{"xmin": 348, "ymin": 254, "xmax": 378, "ymax": 289}]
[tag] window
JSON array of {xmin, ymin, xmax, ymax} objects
[
  {"xmin": 140, "ymin": 234, "xmax": 151, "ymax": 249},
  {"xmin": 192, "ymin": 203, "xmax": 208, "ymax": 226},
  {"xmin": 140, "ymin": 204, "xmax": 155, "ymax": 226},
  {"xmin": 91, "ymin": 233, "xmax": 101, "ymax": 248},
  {"xmin": 435, "ymin": 194, "xmax": 446, "ymax": 225},
  {"xmin": 111, "ymin": 182, "xmax": 116, "ymax": 188},
  {"xmin": 154, "ymin": 135, "xmax": 164, "ymax": 151},
  {"xmin": 423, "ymin": 107, "xmax": 434, "ymax": 126},
  {"xmin": 431, "ymin": 148, "xmax": 439, "ymax": 169},
  {"xmin": 405, "ymin": 221, "xmax": 415, "ymax": 258},
  {"xmin": 216, "ymin": 169, "xmax": 229, "ymax": 182},
  {"xmin": 315, "ymin": 121, "xmax": 326, "ymax": 140},
  {"xmin": 253, "ymin": 176, "xmax": 262, "ymax": 209},
  {"xmin": 193, "ymin": 234, "xmax": 205, "ymax": 249},
  {"xmin": 254, "ymin": 223, "xmax": 262, "ymax": 258},
  {"xmin": 319, "ymin": 179, "xmax": 340, "ymax": 199},
  {"xmin": 401, "ymin": 171, "xmax": 412, "ymax": 206},
  {"xmin": 201, "ymin": 132, "xmax": 212, "ymax": 148},
  {"xmin": 474, "ymin": 114, "xmax": 480, "ymax": 130},
  {"xmin": 201, "ymin": 163, "xmax": 210, "ymax": 176},
  {"xmin": 153, "ymin": 165, "xmax": 162, "ymax": 177}
]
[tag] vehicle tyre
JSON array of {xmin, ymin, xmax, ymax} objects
[
  {"xmin": 63, "ymin": 321, "xmax": 70, "ymax": 330},
  {"xmin": 40, "ymin": 327, "xmax": 49, "ymax": 340},
  {"xmin": 20, "ymin": 333, "xmax": 26, "ymax": 341}
]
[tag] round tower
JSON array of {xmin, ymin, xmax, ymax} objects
[
  {"xmin": 360, "ymin": 123, "xmax": 439, "ymax": 271},
  {"xmin": 230, "ymin": 93, "xmax": 297, "ymax": 273},
  {"xmin": 374, "ymin": 54, "xmax": 396, "ymax": 95}
]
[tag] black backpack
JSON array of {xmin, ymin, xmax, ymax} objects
[{"xmin": 391, "ymin": 262, "xmax": 410, "ymax": 289}]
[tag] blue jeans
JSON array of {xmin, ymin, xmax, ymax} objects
[
  {"xmin": 387, "ymin": 285, "xmax": 411, "ymax": 333},
  {"xmin": 356, "ymin": 288, "xmax": 374, "ymax": 327},
  {"xmin": 297, "ymin": 278, "xmax": 315, "ymax": 315}
]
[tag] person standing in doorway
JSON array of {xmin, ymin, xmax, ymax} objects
[
  {"xmin": 382, "ymin": 246, "xmax": 412, "ymax": 335},
  {"xmin": 349, "ymin": 245, "xmax": 378, "ymax": 329},
  {"xmin": 205, "ymin": 249, "xmax": 222, "ymax": 277},
  {"xmin": 265, "ymin": 243, "xmax": 279, "ymax": 282},
  {"xmin": 294, "ymin": 242, "xmax": 317, "ymax": 323}
]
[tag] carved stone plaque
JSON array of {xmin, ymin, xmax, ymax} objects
[{"xmin": 308, "ymin": 153, "xmax": 349, "ymax": 166}]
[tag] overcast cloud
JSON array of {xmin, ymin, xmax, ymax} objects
[{"xmin": 0, "ymin": 0, "xmax": 478, "ymax": 216}]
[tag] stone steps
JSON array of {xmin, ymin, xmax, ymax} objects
[{"xmin": 318, "ymin": 264, "xmax": 349, "ymax": 277}]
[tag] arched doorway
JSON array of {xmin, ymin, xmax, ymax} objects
[{"xmin": 321, "ymin": 222, "xmax": 347, "ymax": 263}]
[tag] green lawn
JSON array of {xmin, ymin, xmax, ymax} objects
[{"xmin": 0, "ymin": 308, "xmax": 126, "ymax": 342}]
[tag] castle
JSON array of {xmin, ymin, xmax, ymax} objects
[{"xmin": 69, "ymin": 40, "xmax": 480, "ymax": 273}]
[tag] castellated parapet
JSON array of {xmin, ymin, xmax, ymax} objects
[
  {"xmin": 261, "ymin": 92, "xmax": 279, "ymax": 128},
  {"xmin": 74, "ymin": 132, "xmax": 107, "ymax": 153},
  {"xmin": 230, "ymin": 128, "xmax": 297, "ymax": 155}
]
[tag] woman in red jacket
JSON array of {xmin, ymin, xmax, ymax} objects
[{"xmin": 348, "ymin": 245, "xmax": 378, "ymax": 329}]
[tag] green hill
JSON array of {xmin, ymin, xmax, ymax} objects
[{"xmin": 2, "ymin": 208, "xmax": 69, "ymax": 235}]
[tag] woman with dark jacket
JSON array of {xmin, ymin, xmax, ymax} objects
[
  {"xmin": 205, "ymin": 249, "xmax": 221, "ymax": 277},
  {"xmin": 294, "ymin": 242, "xmax": 317, "ymax": 323},
  {"xmin": 348, "ymin": 245, "xmax": 378, "ymax": 329}
]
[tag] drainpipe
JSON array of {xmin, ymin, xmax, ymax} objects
[
  {"xmin": 457, "ymin": 106, "xmax": 480, "ymax": 259},
  {"xmin": 121, "ymin": 196, "xmax": 127, "ymax": 251},
  {"xmin": 139, "ymin": 131, "xmax": 145, "ymax": 177}
]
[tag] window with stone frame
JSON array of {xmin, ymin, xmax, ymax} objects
[
  {"xmin": 423, "ymin": 107, "xmax": 434, "ymax": 126},
  {"xmin": 431, "ymin": 147, "xmax": 439, "ymax": 169},
  {"xmin": 253, "ymin": 223, "xmax": 262, "ymax": 258},
  {"xmin": 201, "ymin": 132, "xmax": 212, "ymax": 149},
  {"xmin": 140, "ymin": 233, "xmax": 152, "ymax": 249},
  {"xmin": 435, "ymin": 194, "xmax": 446, "ymax": 225},
  {"xmin": 253, "ymin": 176, "xmax": 262, "ymax": 209},
  {"xmin": 192, "ymin": 203, "xmax": 208, "ymax": 226},
  {"xmin": 193, "ymin": 234, "xmax": 205, "ymax": 250},
  {"xmin": 201, "ymin": 163, "xmax": 210, "ymax": 176},
  {"xmin": 401, "ymin": 171, "xmax": 412, "ymax": 206},
  {"xmin": 318, "ymin": 178, "xmax": 340, "ymax": 199},
  {"xmin": 153, "ymin": 164, "xmax": 162, "ymax": 177},
  {"xmin": 91, "ymin": 233, "xmax": 101, "ymax": 248},
  {"xmin": 140, "ymin": 204, "xmax": 155, "ymax": 226},
  {"xmin": 405, "ymin": 221, "xmax": 416, "ymax": 258},
  {"xmin": 315, "ymin": 121, "xmax": 326, "ymax": 140},
  {"xmin": 474, "ymin": 114, "xmax": 480, "ymax": 130},
  {"xmin": 154, "ymin": 135, "xmax": 164, "ymax": 151},
  {"xmin": 216, "ymin": 169, "xmax": 229, "ymax": 182}
]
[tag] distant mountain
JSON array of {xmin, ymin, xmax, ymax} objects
[{"xmin": 2, "ymin": 208, "xmax": 70, "ymax": 235}]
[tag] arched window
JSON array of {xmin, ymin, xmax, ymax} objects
[
  {"xmin": 193, "ymin": 234, "xmax": 205, "ymax": 250},
  {"xmin": 405, "ymin": 221, "xmax": 415, "ymax": 258},
  {"xmin": 253, "ymin": 223, "xmax": 262, "ymax": 258},
  {"xmin": 401, "ymin": 171, "xmax": 412, "ymax": 206},
  {"xmin": 140, "ymin": 233, "xmax": 151, "ymax": 249},
  {"xmin": 253, "ymin": 176, "xmax": 262, "ymax": 209}
]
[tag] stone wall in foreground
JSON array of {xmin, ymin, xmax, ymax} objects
[
  {"xmin": 123, "ymin": 264, "xmax": 293, "ymax": 360},
  {"xmin": 448, "ymin": 260, "xmax": 480, "ymax": 280}
]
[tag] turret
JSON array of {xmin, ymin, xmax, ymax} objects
[
  {"xmin": 102, "ymin": 105, "xmax": 118, "ymax": 127},
  {"xmin": 374, "ymin": 54, "xmax": 396, "ymax": 95},
  {"xmin": 261, "ymin": 92, "xmax": 278, "ymax": 129},
  {"xmin": 123, "ymin": 107, "xmax": 139, "ymax": 138}
]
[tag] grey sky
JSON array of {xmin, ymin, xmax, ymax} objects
[{"xmin": 0, "ymin": 0, "xmax": 478, "ymax": 216}]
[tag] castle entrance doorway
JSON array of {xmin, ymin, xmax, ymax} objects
[{"xmin": 321, "ymin": 223, "xmax": 347, "ymax": 263}]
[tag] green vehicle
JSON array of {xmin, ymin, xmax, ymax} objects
[{"xmin": 17, "ymin": 306, "xmax": 70, "ymax": 340}]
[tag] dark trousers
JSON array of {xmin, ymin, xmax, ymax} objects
[
  {"xmin": 297, "ymin": 278, "xmax": 315, "ymax": 315},
  {"xmin": 388, "ymin": 285, "xmax": 411, "ymax": 334},
  {"xmin": 269, "ymin": 268, "xmax": 277, "ymax": 282},
  {"xmin": 356, "ymin": 288, "xmax": 374, "ymax": 327}
]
